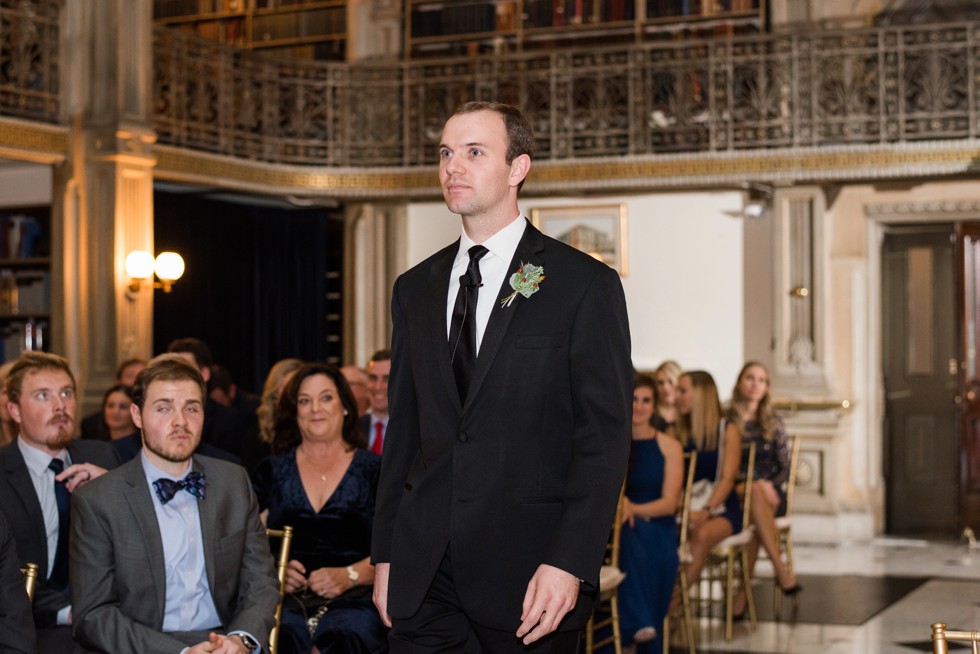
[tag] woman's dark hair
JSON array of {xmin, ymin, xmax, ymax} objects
[
  {"xmin": 271, "ymin": 362, "xmax": 365, "ymax": 454},
  {"xmin": 102, "ymin": 383, "xmax": 133, "ymax": 408}
]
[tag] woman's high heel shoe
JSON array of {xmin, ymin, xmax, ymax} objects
[{"xmin": 781, "ymin": 583, "xmax": 803, "ymax": 596}]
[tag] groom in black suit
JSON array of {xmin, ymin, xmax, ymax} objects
[{"xmin": 372, "ymin": 101, "xmax": 632, "ymax": 652}]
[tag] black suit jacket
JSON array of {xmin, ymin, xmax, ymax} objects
[
  {"xmin": 0, "ymin": 439, "xmax": 119, "ymax": 629},
  {"xmin": 372, "ymin": 221, "xmax": 632, "ymax": 631},
  {"xmin": 0, "ymin": 511, "xmax": 36, "ymax": 654}
]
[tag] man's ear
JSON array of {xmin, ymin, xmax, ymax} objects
[
  {"xmin": 130, "ymin": 403, "xmax": 143, "ymax": 430},
  {"xmin": 7, "ymin": 401, "xmax": 20, "ymax": 425},
  {"xmin": 201, "ymin": 367, "xmax": 211, "ymax": 384},
  {"xmin": 509, "ymin": 153, "xmax": 531, "ymax": 188}
]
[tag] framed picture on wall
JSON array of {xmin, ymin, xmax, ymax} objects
[{"xmin": 530, "ymin": 204, "xmax": 628, "ymax": 276}]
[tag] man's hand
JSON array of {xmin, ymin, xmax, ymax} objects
[
  {"xmin": 186, "ymin": 640, "xmax": 215, "ymax": 653},
  {"xmin": 516, "ymin": 564, "xmax": 579, "ymax": 645},
  {"xmin": 206, "ymin": 632, "xmax": 249, "ymax": 654},
  {"xmin": 57, "ymin": 463, "xmax": 107, "ymax": 493},
  {"xmin": 373, "ymin": 562, "xmax": 392, "ymax": 628},
  {"xmin": 283, "ymin": 559, "xmax": 307, "ymax": 594}
]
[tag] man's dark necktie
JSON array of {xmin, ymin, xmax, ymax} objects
[
  {"xmin": 47, "ymin": 457, "xmax": 70, "ymax": 592},
  {"xmin": 449, "ymin": 245, "xmax": 489, "ymax": 402},
  {"xmin": 152, "ymin": 472, "xmax": 207, "ymax": 504}
]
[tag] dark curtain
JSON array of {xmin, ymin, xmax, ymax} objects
[{"xmin": 153, "ymin": 190, "xmax": 342, "ymax": 394}]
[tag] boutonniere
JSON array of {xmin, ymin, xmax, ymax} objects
[{"xmin": 500, "ymin": 262, "xmax": 545, "ymax": 307}]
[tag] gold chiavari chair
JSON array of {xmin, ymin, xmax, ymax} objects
[
  {"xmin": 932, "ymin": 622, "xmax": 980, "ymax": 653},
  {"xmin": 774, "ymin": 434, "xmax": 802, "ymax": 617},
  {"xmin": 698, "ymin": 442, "xmax": 757, "ymax": 641},
  {"xmin": 21, "ymin": 562, "xmax": 38, "ymax": 602},
  {"xmin": 663, "ymin": 450, "xmax": 698, "ymax": 654},
  {"xmin": 584, "ymin": 487, "xmax": 626, "ymax": 654},
  {"xmin": 265, "ymin": 526, "xmax": 294, "ymax": 654}
]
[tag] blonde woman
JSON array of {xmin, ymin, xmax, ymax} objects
[
  {"xmin": 674, "ymin": 370, "xmax": 743, "ymax": 602},
  {"xmin": 651, "ymin": 360, "xmax": 683, "ymax": 432},
  {"xmin": 729, "ymin": 362, "xmax": 800, "ymax": 615},
  {"xmin": 241, "ymin": 358, "xmax": 304, "ymax": 472}
]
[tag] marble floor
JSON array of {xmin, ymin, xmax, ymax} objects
[{"xmin": 673, "ymin": 537, "xmax": 980, "ymax": 653}]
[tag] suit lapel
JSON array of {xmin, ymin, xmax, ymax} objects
[
  {"xmin": 429, "ymin": 241, "xmax": 465, "ymax": 411},
  {"xmin": 121, "ymin": 458, "xmax": 168, "ymax": 625},
  {"xmin": 2, "ymin": 446, "xmax": 48, "ymax": 575},
  {"xmin": 463, "ymin": 223, "xmax": 545, "ymax": 411},
  {"xmin": 193, "ymin": 456, "xmax": 220, "ymax": 609}
]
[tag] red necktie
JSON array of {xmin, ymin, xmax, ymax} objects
[{"xmin": 371, "ymin": 421, "xmax": 384, "ymax": 454}]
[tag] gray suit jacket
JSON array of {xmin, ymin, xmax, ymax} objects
[{"xmin": 69, "ymin": 454, "xmax": 280, "ymax": 654}]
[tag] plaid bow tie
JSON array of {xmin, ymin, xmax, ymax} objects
[{"xmin": 153, "ymin": 472, "xmax": 207, "ymax": 504}]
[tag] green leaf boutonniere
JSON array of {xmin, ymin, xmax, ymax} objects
[{"xmin": 500, "ymin": 262, "xmax": 545, "ymax": 307}]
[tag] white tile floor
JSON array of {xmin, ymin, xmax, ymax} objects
[{"xmin": 684, "ymin": 537, "xmax": 980, "ymax": 653}]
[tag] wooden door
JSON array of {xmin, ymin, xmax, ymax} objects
[{"xmin": 882, "ymin": 227, "xmax": 959, "ymax": 534}]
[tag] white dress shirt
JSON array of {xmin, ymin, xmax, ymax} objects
[{"xmin": 445, "ymin": 214, "xmax": 527, "ymax": 353}]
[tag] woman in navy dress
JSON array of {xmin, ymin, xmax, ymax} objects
[
  {"xmin": 674, "ymin": 370, "xmax": 743, "ymax": 605},
  {"xmin": 728, "ymin": 362, "xmax": 800, "ymax": 616},
  {"xmin": 252, "ymin": 362, "xmax": 387, "ymax": 653},
  {"xmin": 619, "ymin": 374, "xmax": 683, "ymax": 651}
]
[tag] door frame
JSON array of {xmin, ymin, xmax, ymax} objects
[{"xmin": 865, "ymin": 200, "xmax": 980, "ymax": 533}]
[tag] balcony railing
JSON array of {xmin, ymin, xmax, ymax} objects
[
  {"xmin": 2, "ymin": 2, "xmax": 978, "ymax": 168},
  {"xmin": 0, "ymin": 0, "xmax": 60, "ymax": 122}
]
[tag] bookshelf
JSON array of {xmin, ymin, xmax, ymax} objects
[
  {"xmin": 406, "ymin": 0, "xmax": 766, "ymax": 58},
  {"xmin": 153, "ymin": 0, "xmax": 347, "ymax": 61},
  {"xmin": 0, "ymin": 207, "xmax": 51, "ymax": 360}
]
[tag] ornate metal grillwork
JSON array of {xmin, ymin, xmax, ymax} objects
[
  {"xmin": 4, "ymin": 7, "xmax": 978, "ymax": 166},
  {"xmin": 0, "ymin": 0, "xmax": 60, "ymax": 122}
]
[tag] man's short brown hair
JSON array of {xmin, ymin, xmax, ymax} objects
[
  {"xmin": 131, "ymin": 355, "xmax": 206, "ymax": 411},
  {"xmin": 6, "ymin": 351, "xmax": 76, "ymax": 405}
]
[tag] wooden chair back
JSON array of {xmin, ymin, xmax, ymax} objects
[
  {"xmin": 932, "ymin": 622, "xmax": 980, "ymax": 654},
  {"xmin": 265, "ymin": 526, "xmax": 294, "ymax": 654}
]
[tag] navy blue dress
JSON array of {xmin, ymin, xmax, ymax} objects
[
  {"xmin": 252, "ymin": 448, "xmax": 387, "ymax": 654},
  {"xmin": 686, "ymin": 444, "xmax": 744, "ymax": 534},
  {"xmin": 619, "ymin": 438, "xmax": 679, "ymax": 652}
]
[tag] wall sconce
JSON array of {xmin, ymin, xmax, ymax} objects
[
  {"xmin": 125, "ymin": 250, "xmax": 185, "ymax": 293},
  {"xmin": 743, "ymin": 183, "xmax": 773, "ymax": 219}
]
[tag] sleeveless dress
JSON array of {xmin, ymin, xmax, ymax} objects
[
  {"xmin": 619, "ymin": 437, "xmax": 679, "ymax": 651},
  {"xmin": 686, "ymin": 443, "xmax": 744, "ymax": 534},
  {"xmin": 252, "ymin": 448, "xmax": 387, "ymax": 653}
]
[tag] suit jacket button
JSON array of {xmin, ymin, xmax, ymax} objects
[{"xmin": 458, "ymin": 432, "xmax": 468, "ymax": 442}]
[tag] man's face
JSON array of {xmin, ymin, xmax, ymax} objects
[
  {"xmin": 9, "ymin": 369, "xmax": 76, "ymax": 454},
  {"xmin": 366, "ymin": 359, "xmax": 391, "ymax": 416},
  {"xmin": 439, "ymin": 110, "xmax": 522, "ymax": 220},
  {"xmin": 118, "ymin": 362, "xmax": 145, "ymax": 387},
  {"xmin": 340, "ymin": 366, "xmax": 371, "ymax": 416},
  {"xmin": 132, "ymin": 379, "xmax": 204, "ymax": 467}
]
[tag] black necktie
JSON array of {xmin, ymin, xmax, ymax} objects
[
  {"xmin": 47, "ymin": 457, "xmax": 70, "ymax": 592},
  {"xmin": 449, "ymin": 245, "xmax": 489, "ymax": 402},
  {"xmin": 152, "ymin": 472, "xmax": 207, "ymax": 504}
]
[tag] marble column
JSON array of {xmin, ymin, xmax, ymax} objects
[{"xmin": 53, "ymin": 0, "xmax": 155, "ymax": 414}]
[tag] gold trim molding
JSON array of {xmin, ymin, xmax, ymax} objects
[
  {"xmin": 0, "ymin": 117, "xmax": 68, "ymax": 164},
  {"xmin": 155, "ymin": 140, "xmax": 980, "ymax": 199}
]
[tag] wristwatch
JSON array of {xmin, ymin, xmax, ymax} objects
[
  {"xmin": 346, "ymin": 565, "xmax": 360, "ymax": 582},
  {"xmin": 233, "ymin": 633, "xmax": 260, "ymax": 651}
]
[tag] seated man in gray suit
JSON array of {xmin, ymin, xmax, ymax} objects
[{"xmin": 70, "ymin": 356, "xmax": 280, "ymax": 654}]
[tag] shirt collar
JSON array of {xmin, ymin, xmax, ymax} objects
[
  {"xmin": 455, "ymin": 214, "xmax": 527, "ymax": 267},
  {"xmin": 140, "ymin": 449, "xmax": 192, "ymax": 483},
  {"xmin": 17, "ymin": 435, "xmax": 68, "ymax": 475}
]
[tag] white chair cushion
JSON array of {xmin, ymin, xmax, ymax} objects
[
  {"xmin": 599, "ymin": 565, "xmax": 626, "ymax": 592},
  {"xmin": 711, "ymin": 528, "xmax": 754, "ymax": 554},
  {"xmin": 775, "ymin": 516, "xmax": 792, "ymax": 530}
]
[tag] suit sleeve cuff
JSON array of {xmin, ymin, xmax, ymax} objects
[{"xmin": 227, "ymin": 630, "xmax": 261, "ymax": 654}]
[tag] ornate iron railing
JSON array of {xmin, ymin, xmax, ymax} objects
[
  {"xmin": 3, "ymin": 3, "xmax": 978, "ymax": 166},
  {"xmin": 0, "ymin": 0, "xmax": 60, "ymax": 122},
  {"xmin": 157, "ymin": 19, "xmax": 979, "ymax": 167}
]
